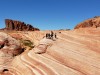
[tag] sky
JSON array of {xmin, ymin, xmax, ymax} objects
[{"xmin": 0, "ymin": 0, "xmax": 100, "ymax": 30}]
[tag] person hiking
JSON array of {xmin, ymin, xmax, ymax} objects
[
  {"xmin": 46, "ymin": 33, "xmax": 48, "ymax": 39},
  {"xmin": 48, "ymin": 33, "xmax": 51, "ymax": 39},
  {"xmin": 51, "ymin": 31, "xmax": 54, "ymax": 39},
  {"xmin": 55, "ymin": 33, "xmax": 57, "ymax": 39}
]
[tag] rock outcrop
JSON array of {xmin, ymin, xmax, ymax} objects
[
  {"xmin": 34, "ymin": 38, "xmax": 53, "ymax": 54},
  {"xmin": 0, "ymin": 30, "xmax": 100, "ymax": 75},
  {"xmin": 0, "ymin": 32, "xmax": 23, "ymax": 72},
  {"xmin": 0, "ymin": 29, "xmax": 99, "ymax": 75},
  {"xmin": 5, "ymin": 19, "xmax": 39, "ymax": 31},
  {"xmin": 74, "ymin": 16, "xmax": 100, "ymax": 29}
]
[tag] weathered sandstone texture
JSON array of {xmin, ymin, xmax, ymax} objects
[
  {"xmin": 0, "ymin": 32, "xmax": 23, "ymax": 72},
  {"xmin": 5, "ymin": 19, "xmax": 39, "ymax": 31},
  {"xmin": 0, "ymin": 29, "xmax": 99, "ymax": 75}
]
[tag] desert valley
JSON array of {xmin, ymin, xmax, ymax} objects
[{"xmin": 0, "ymin": 16, "xmax": 100, "ymax": 75}]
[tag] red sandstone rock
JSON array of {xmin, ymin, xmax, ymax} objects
[
  {"xmin": 0, "ymin": 32, "xmax": 23, "ymax": 72},
  {"xmin": 5, "ymin": 19, "xmax": 39, "ymax": 31},
  {"xmin": 0, "ymin": 29, "xmax": 100, "ymax": 75},
  {"xmin": 74, "ymin": 16, "xmax": 100, "ymax": 29}
]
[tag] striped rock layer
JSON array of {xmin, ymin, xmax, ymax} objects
[{"xmin": 0, "ymin": 28, "xmax": 100, "ymax": 75}]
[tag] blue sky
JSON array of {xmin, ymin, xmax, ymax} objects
[{"xmin": 0, "ymin": 0, "xmax": 100, "ymax": 30}]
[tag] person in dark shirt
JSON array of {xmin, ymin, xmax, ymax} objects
[
  {"xmin": 48, "ymin": 33, "xmax": 51, "ymax": 39},
  {"xmin": 55, "ymin": 33, "xmax": 57, "ymax": 39},
  {"xmin": 46, "ymin": 33, "xmax": 48, "ymax": 39},
  {"xmin": 51, "ymin": 31, "xmax": 54, "ymax": 39}
]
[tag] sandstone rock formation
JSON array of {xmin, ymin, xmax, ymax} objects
[
  {"xmin": 74, "ymin": 16, "xmax": 100, "ymax": 29},
  {"xmin": 5, "ymin": 19, "xmax": 39, "ymax": 31},
  {"xmin": 0, "ymin": 29, "xmax": 100, "ymax": 75},
  {"xmin": 34, "ymin": 38, "xmax": 53, "ymax": 54},
  {"xmin": 0, "ymin": 32, "xmax": 23, "ymax": 73}
]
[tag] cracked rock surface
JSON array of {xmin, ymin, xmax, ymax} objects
[{"xmin": 0, "ymin": 32, "xmax": 22, "ymax": 72}]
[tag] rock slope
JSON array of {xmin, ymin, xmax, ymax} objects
[
  {"xmin": 0, "ymin": 28, "xmax": 100, "ymax": 75},
  {"xmin": 0, "ymin": 32, "xmax": 23, "ymax": 73},
  {"xmin": 74, "ymin": 16, "xmax": 100, "ymax": 29}
]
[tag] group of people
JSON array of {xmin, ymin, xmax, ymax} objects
[{"xmin": 46, "ymin": 31, "xmax": 57, "ymax": 39}]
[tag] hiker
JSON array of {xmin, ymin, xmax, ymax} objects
[
  {"xmin": 51, "ymin": 31, "xmax": 54, "ymax": 35},
  {"xmin": 50, "ymin": 31, "xmax": 54, "ymax": 39},
  {"xmin": 46, "ymin": 33, "xmax": 51, "ymax": 39},
  {"xmin": 48, "ymin": 33, "xmax": 51, "ymax": 39},
  {"xmin": 55, "ymin": 33, "xmax": 57, "ymax": 39},
  {"xmin": 46, "ymin": 33, "xmax": 48, "ymax": 39}
]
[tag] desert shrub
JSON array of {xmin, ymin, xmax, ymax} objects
[{"xmin": 20, "ymin": 40, "xmax": 34, "ymax": 50}]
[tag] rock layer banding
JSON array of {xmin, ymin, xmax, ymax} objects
[{"xmin": 0, "ymin": 32, "xmax": 23, "ymax": 72}]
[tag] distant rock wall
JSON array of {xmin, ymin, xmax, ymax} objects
[
  {"xmin": 5, "ymin": 19, "xmax": 39, "ymax": 31},
  {"xmin": 74, "ymin": 16, "xmax": 100, "ymax": 29}
]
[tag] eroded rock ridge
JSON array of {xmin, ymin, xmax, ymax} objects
[
  {"xmin": 74, "ymin": 16, "xmax": 100, "ymax": 29},
  {"xmin": 5, "ymin": 19, "xmax": 39, "ymax": 31}
]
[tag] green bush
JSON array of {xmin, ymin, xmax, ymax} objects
[{"xmin": 21, "ymin": 40, "xmax": 34, "ymax": 49}]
